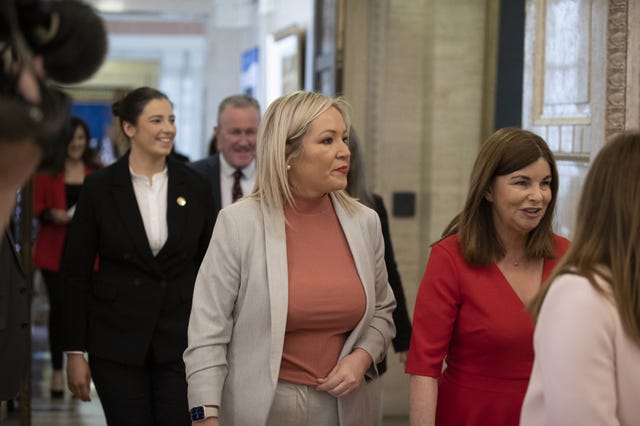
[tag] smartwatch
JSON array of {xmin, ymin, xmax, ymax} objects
[{"xmin": 190, "ymin": 405, "xmax": 219, "ymax": 421}]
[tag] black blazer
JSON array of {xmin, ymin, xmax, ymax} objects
[
  {"xmin": 189, "ymin": 154, "xmax": 222, "ymax": 220},
  {"xmin": 62, "ymin": 154, "xmax": 215, "ymax": 366},
  {"xmin": 0, "ymin": 230, "xmax": 29, "ymax": 399},
  {"xmin": 373, "ymin": 195, "xmax": 412, "ymax": 375}
]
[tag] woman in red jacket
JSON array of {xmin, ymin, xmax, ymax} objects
[{"xmin": 33, "ymin": 116, "xmax": 101, "ymax": 398}]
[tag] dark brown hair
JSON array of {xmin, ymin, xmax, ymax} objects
[
  {"xmin": 441, "ymin": 127, "xmax": 559, "ymax": 265},
  {"xmin": 48, "ymin": 116, "xmax": 101, "ymax": 174},
  {"xmin": 112, "ymin": 87, "xmax": 170, "ymax": 136}
]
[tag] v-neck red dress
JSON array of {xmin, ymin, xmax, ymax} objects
[{"xmin": 406, "ymin": 234, "xmax": 569, "ymax": 425}]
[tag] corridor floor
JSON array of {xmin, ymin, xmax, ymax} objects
[{"xmin": 3, "ymin": 324, "xmax": 106, "ymax": 426}]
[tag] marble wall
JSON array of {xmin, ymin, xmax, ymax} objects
[{"xmin": 343, "ymin": 0, "xmax": 497, "ymax": 415}]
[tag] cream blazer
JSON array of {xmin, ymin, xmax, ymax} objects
[{"xmin": 184, "ymin": 193, "xmax": 396, "ymax": 426}]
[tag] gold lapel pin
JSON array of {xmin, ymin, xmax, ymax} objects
[{"xmin": 177, "ymin": 196, "xmax": 187, "ymax": 206}]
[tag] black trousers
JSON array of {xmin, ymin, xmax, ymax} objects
[
  {"xmin": 89, "ymin": 353, "xmax": 190, "ymax": 426},
  {"xmin": 41, "ymin": 269, "xmax": 64, "ymax": 370}
]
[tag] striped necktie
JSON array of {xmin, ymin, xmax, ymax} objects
[{"xmin": 232, "ymin": 169, "xmax": 244, "ymax": 202}]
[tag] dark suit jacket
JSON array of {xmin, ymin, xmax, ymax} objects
[
  {"xmin": 373, "ymin": 194, "xmax": 412, "ymax": 375},
  {"xmin": 189, "ymin": 154, "xmax": 222, "ymax": 221},
  {"xmin": 0, "ymin": 230, "xmax": 29, "ymax": 400},
  {"xmin": 62, "ymin": 153, "xmax": 215, "ymax": 365}
]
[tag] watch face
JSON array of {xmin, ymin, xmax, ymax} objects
[{"xmin": 190, "ymin": 406, "xmax": 205, "ymax": 421}]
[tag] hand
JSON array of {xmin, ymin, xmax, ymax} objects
[
  {"xmin": 50, "ymin": 208, "xmax": 72, "ymax": 224},
  {"xmin": 316, "ymin": 348, "xmax": 372, "ymax": 398},
  {"xmin": 398, "ymin": 351, "xmax": 408, "ymax": 364},
  {"xmin": 66, "ymin": 354, "xmax": 92, "ymax": 401}
]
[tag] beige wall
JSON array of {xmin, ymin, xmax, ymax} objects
[{"xmin": 343, "ymin": 0, "xmax": 498, "ymax": 415}]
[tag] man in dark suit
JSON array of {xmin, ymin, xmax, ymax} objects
[
  {"xmin": 190, "ymin": 95, "xmax": 260, "ymax": 218},
  {"xmin": 0, "ymin": 137, "xmax": 39, "ymax": 414}
]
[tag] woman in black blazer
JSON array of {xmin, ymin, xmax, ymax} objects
[{"xmin": 62, "ymin": 87, "xmax": 215, "ymax": 426}]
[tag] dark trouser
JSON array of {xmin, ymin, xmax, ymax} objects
[
  {"xmin": 89, "ymin": 353, "xmax": 190, "ymax": 426},
  {"xmin": 41, "ymin": 269, "xmax": 64, "ymax": 370}
]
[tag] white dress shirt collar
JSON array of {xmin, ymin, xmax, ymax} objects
[
  {"xmin": 219, "ymin": 154, "xmax": 256, "ymax": 208},
  {"xmin": 129, "ymin": 166, "xmax": 169, "ymax": 256}
]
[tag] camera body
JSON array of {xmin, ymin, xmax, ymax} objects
[{"xmin": 0, "ymin": 0, "xmax": 107, "ymax": 163}]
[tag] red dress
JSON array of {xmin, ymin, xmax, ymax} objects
[{"xmin": 406, "ymin": 234, "xmax": 569, "ymax": 425}]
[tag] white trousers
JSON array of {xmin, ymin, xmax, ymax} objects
[{"xmin": 266, "ymin": 380, "xmax": 339, "ymax": 426}]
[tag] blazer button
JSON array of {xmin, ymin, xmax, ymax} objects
[
  {"xmin": 160, "ymin": 280, "xmax": 167, "ymax": 288},
  {"xmin": 133, "ymin": 278, "xmax": 142, "ymax": 287}
]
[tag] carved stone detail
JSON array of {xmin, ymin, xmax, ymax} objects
[
  {"xmin": 606, "ymin": 0, "xmax": 628, "ymax": 137},
  {"xmin": 364, "ymin": 0, "xmax": 386, "ymax": 183}
]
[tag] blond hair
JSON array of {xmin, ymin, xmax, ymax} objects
[{"xmin": 249, "ymin": 91, "xmax": 358, "ymax": 213}]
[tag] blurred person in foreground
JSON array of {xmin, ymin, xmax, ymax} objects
[
  {"xmin": 521, "ymin": 132, "xmax": 640, "ymax": 425},
  {"xmin": 33, "ymin": 116, "xmax": 101, "ymax": 399},
  {"xmin": 406, "ymin": 127, "xmax": 570, "ymax": 425},
  {"xmin": 1, "ymin": 0, "xmax": 107, "ymax": 406},
  {"xmin": 0, "ymin": 137, "xmax": 35, "ymax": 404},
  {"xmin": 346, "ymin": 130, "xmax": 412, "ymax": 424},
  {"xmin": 62, "ymin": 87, "xmax": 215, "ymax": 425},
  {"xmin": 184, "ymin": 91, "xmax": 396, "ymax": 425}
]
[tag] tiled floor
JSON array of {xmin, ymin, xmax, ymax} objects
[{"xmin": 2, "ymin": 325, "xmax": 106, "ymax": 425}]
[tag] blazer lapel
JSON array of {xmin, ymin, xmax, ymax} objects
[
  {"xmin": 261, "ymin": 201, "xmax": 289, "ymax": 385},
  {"xmin": 331, "ymin": 194, "xmax": 373, "ymax": 297},
  {"xmin": 157, "ymin": 156, "xmax": 188, "ymax": 261},
  {"xmin": 330, "ymin": 194, "xmax": 374, "ymax": 346},
  {"xmin": 210, "ymin": 155, "xmax": 222, "ymax": 214},
  {"xmin": 4, "ymin": 230, "xmax": 25, "ymax": 277},
  {"xmin": 110, "ymin": 154, "xmax": 157, "ymax": 268}
]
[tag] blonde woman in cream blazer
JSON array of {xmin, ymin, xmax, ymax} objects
[{"xmin": 184, "ymin": 91, "xmax": 396, "ymax": 426}]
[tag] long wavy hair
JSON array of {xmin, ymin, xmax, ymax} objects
[
  {"xmin": 530, "ymin": 132, "xmax": 640, "ymax": 345},
  {"xmin": 440, "ymin": 127, "xmax": 559, "ymax": 265}
]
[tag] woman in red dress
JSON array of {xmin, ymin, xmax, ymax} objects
[
  {"xmin": 33, "ymin": 116, "xmax": 101, "ymax": 398},
  {"xmin": 406, "ymin": 127, "xmax": 569, "ymax": 425}
]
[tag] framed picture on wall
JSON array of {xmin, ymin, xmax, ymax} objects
[
  {"xmin": 269, "ymin": 26, "xmax": 305, "ymax": 99},
  {"xmin": 313, "ymin": 0, "xmax": 345, "ymax": 96}
]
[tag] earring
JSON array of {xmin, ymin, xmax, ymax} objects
[{"xmin": 286, "ymin": 164, "xmax": 291, "ymax": 171}]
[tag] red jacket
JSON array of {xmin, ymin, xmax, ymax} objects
[{"xmin": 33, "ymin": 168, "xmax": 95, "ymax": 271}]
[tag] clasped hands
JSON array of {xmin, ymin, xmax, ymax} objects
[{"xmin": 316, "ymin": 348, "xmax": 372, "ymax": 398}]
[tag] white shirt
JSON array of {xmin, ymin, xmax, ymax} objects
[
  {"xmin": 219, "ymin": 155, "xmax": 256, "ymax": 208},
  {"xmin": 130, "ymin": 166, "xmax": 168, "ymax": 256}
]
